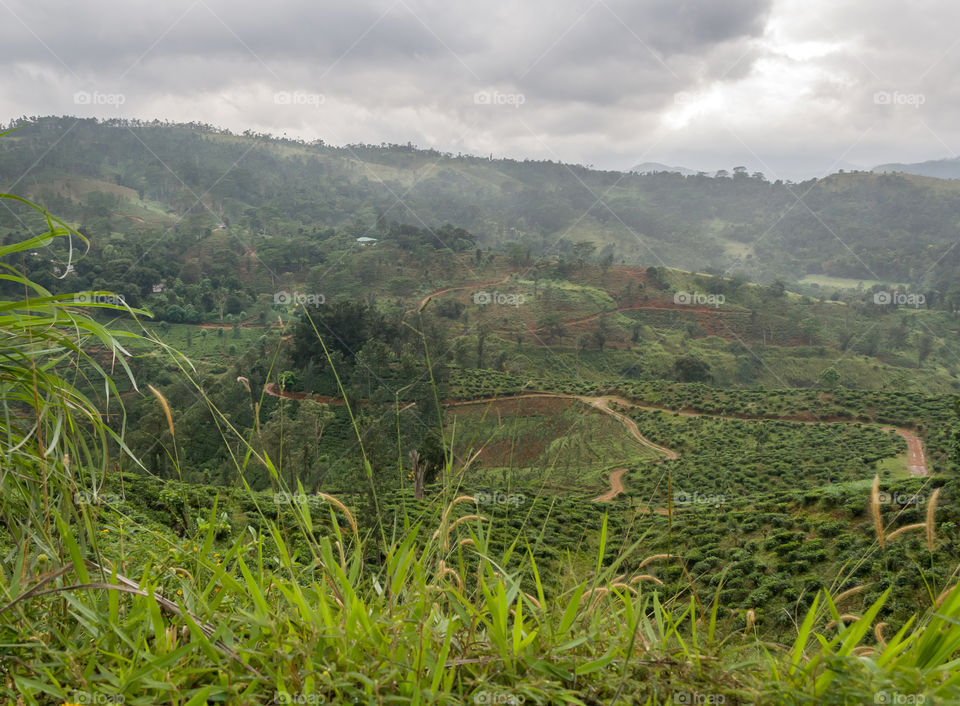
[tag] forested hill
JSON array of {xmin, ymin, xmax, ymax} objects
[
  {"xmin": 873, "ymin": 156, "xmax": 960, "ymax": 179},
  {"xmin": 4, "ymin": 116, "xmax": 960, "ymax": 287}
]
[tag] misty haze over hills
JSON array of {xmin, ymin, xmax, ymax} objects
[
  {"xmin": 629, "ymin": 162, "xmax": 699, "ymax": 176},
  {"xmin": 5, "ymin": 2, "xmax": 960, "ymax": 703},
  {"xmin": 872, "ymin": 157, "xmax": 960, "ymax": 179},
  {"xmin": 8, "ymin": 116, "xmax": 960, "ymax": 289}
]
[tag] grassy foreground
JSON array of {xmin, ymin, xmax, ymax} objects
[{"xmin": 1, "ymin": 191, "xmax": 960, "ymax": 704}]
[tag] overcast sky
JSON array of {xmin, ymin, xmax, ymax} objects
[{"xmin": 1, "ymin": 0, "xmax": 956, "ymax": 180}]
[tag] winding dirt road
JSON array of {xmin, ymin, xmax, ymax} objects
[
  {"xmin": 593, "ymin": 468, "xmax": 627, "ymax": 502},
  {"xmin": 256, "ymin": 274, "xmax": 929, "ymax": 500},
  {"xmin": 407, "ymin": 274, "xmax": 515, "ymax": 315},
  {"xmin": 530, "ymin": 302, "xmax": 743, "ymax": 333},
  {"xmin": 447, "ymin": 392, "xmax": 676, "ymax": 459},
  {"xmin": 263, "ymin": 385, "xmax": 930, "ymax": 500},
  {"xmin": 263, "ymin": 382, "xmax": 344, "ymax": 404},
  {"xmin": 445, "ymin": 391, "xmax": 930, "ymax": 500},
  {"xmin": 886, "ymin": 427, "xmax": 927, "ymax": 475},
  {"xmin": 580, "ymin": 396, "xmax": 680, "ymax": 459}
]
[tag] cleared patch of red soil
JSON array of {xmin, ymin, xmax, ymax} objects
[
  {"xmin": 407, "ymin": 273, "xmax": 516, "ymax": 314},
  {"xmin": 593, "ymin": 468, "xmax": 627, "ymax": 502},
  {"xmin": 448, "ymin": 392, "xmax": 929, "ymax": 479},
  {"xmin": 263, "ymin": 382, "xmax": 345, "ymax": 404}
]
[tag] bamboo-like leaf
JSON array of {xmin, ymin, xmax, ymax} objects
[
  {"xmin": 790, "ymin": 592, "xmax": 820, "ymax": 676},
  {"xmin": 559, "ymin": 583, "xmax": 586, "ymax": 635},
  {"xmin": 575, "ymin": 653, "xmax": 615, "ymax": 675}
]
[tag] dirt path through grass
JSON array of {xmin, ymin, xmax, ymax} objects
[
  {"xmin": 263, "ymin": 387, "xmax": 930, "ymax": 499},
  {"xmin": 580, "ymin": 396, "xmax": 679, "ymax": 459},
  {"xmin": 409, "ymin": 274, "xmax": 515, "ymax": 314},
  {"xmin": 446, "ymin": 392, "xmax": 930, "ymax": 500},
  {"xmin": 593, "ymin": 468, "xmax": 627, "ymax": 501},
  {"xmin": 529, "ymin": 302, "xmax": 741, "ymax": 331},
  {"xmin": 884, "ymin": 426, "xmax": 927, "ymax": 476}
]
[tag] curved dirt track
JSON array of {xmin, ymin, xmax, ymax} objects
[
  {"xmin": 448, "ymin": 393, "xmax": 676, "ymax": 502},
  {"xmin": 580, "ymin": 396, "xmax": 679, "ymax": 459},
  {"xmin": 450, "ymin": 392, "xmax": 676, "ymax": 459},
  {"xmin": 263, "ymin": 382, "xmax": 344, "ymax": 404},
  {"xmin": 593, "ymin": 468, "xmax": 627, "ymax": 502},
  {"xmin": 408, "ymin": 274, "xmax": 515, "ymax": 314},
  {"xmin": 886, "ymin": 427, "xmax": 927, "ymax": 475},
  {"xmin": 264, "ymin": 386, "xmax": 930, "ymax": 499},
  {"xmin": 446, "ymin": 391, "xmax": 930, "ymax": 500},
  {"xmin": 530, "ymin": 302, "xmax": 742, "ymax": 332}
]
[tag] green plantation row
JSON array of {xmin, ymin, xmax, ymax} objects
[
  {"xmin": 51, "ymin": 465, "xmax": 958, "ymax": 649},
  {"xmin": 614, "ymin": 382, "xmax": 955, "ymax": 471},
  {"xmin": 619, "ymin": 410, "xmax": 907, "ymax": 494},
  {"xmin": 4, "ymin": 160, "xmax": 960, "ymax": 702},
  {"xmin": 448, "ymin": 369, "xmax": 953, "ymax": 459},
  {"xmin": 11, "ymin": 465, "xmax": 960, "ymax": 703},
  {"xmin": 449, "ymin": 367, "xmax": 954, "ymax": 426}
]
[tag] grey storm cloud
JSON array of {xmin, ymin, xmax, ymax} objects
[
  {"xmin": 0, "ymin": 0, "xmax": 770, "ymax": 61},
  {"xmin": 0, "ymin": 0, "xmax": 771, "ymax": 98},
  {"xmin": 1, "ymin": 0, "xmax": 960, "ymax": 179}
]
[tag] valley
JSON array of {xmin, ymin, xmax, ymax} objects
[{"xmin": 0, "ymin": 119, "xmax": 958, "ymax": 705}]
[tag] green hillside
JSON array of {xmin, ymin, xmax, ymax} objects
[
  {"xmin": 5, "ymin": 117, "xmax": 960, "ymax": 291},
  {"xmin": 2, "ymin": 126, "xmax": 960, "ymax": 704}
]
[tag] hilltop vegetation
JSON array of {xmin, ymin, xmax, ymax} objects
[
  {"xmin": 6, "ymin": 116, "xmax": 960, "ymax": 289},
  {"xmin": 2, "ymin": 125, "xmax": 960, "ymax": 704}
]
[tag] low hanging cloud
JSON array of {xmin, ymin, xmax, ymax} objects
[{"xmin": 1, "ymin": 0, "xmax": 959, "ymax": 179}]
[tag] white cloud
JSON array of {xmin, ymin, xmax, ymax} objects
[{"xmin": 1, "ymin": 0, "xmax": 959, "ymax": 179}]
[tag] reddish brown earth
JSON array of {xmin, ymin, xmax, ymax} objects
[
  {"xmin": 531, "ymin": 302, "xmax": 740, "ymax": 332},
  {"xmin": 884, "ymin": 426, "xmax": 927, "ymax": 476},
  {"xmin": 263, "ymin": 382, "xmax": 344, "ymax": 404},
  {"xmin": 408, "ymin": 273, "xmax": 516, "ymax": 314},
  {"xmin": 446, "ymin": 391, "xmax": 930, "ymax": 501},
  {"xmin": 593, "ymin": 468, "xmax": 627, "ymax": 502},
  {"xmin": 448, "ymin": 395, "xmax": 599, "ymax": 468},
  {"xmin": 263, "ymin": 385, "xmax": 930, "ymax": 500},
  {"xmin": 448, "ymin": 393, "xmax": 678, "ymax": 502}
]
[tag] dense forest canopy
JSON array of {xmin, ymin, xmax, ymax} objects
[
  {"xmin": 2, "ymin": 117, "xmax": 960, "ymax": 704},
  {"xmin": 4, "ymin": 116, "xmax": 960, "ymax": 289}
]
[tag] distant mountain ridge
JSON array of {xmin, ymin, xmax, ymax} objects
[
  {"xmin": 872, "ymin": 157, "xmax": 960, "ymax": 179},
  {"xmin": 5, "ymin": 117, "xmax": 960, "ymax": 287},
  {"xmin": 628, "ymin": 161, "xmax": 700, "ymax": 176}
]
